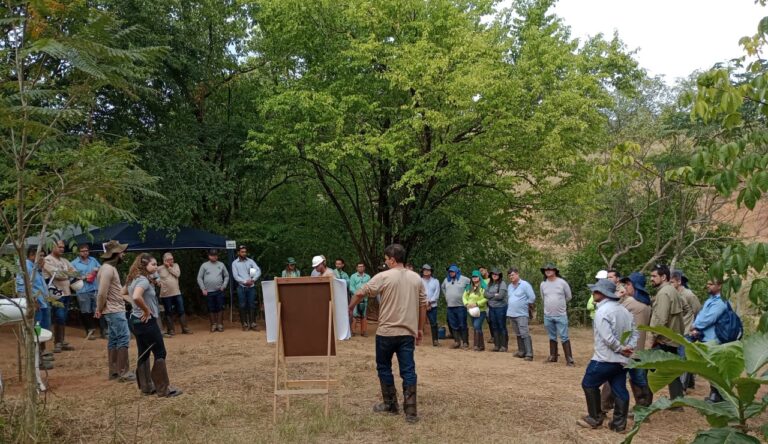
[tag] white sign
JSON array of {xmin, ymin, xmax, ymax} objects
[{"xmin": 225, "ymin": 240, "xmax": 236, "ymax": 250}]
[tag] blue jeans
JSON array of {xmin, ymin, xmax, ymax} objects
[
  {"xmin": 52, "ymin": 296, "xmax": 70, "ymax": 325},
  {"xmin": 471, "ymin": 311, "xmax": 487, "ymax": 332},
  {"xmin": 426, "ymin": 306, "xmax": 437, "ymax": 327},
  {"xmin": 376, "ymin": 335, "xmax": 417, "ymax": 387},
  {"xmin": 582, "ymin": 360, "xmax": 629, "ymax": 402},
  {"xmin": 447, "ymin": 306, "xmax": 468, "ymax": 331},
  {"xmin": 544, "ymin": 314, "xmax": 570, "ymax": 342},
  {"xmin": 629, "ymin": 368, "xmax": 648, "ymax": 387},
  {"xmin": 75, "ymin": 291, "xmax": 97, "ymax": 313},
  {"xmin": 237, "ymin": 286, "xmax": 256, "ymax": 310},
  {"xmin": 206, "ymin": 290, "xmax": 225, "ymax": 313},
  {"xmin": 160, "ymin": 294, "xmax": 186, "ymax": 316},
  {"xmin": 104, "ymin": 311, "xmax": 131, "ymax": 349},
  {"xmin": 488, "ymin": 306, "xmax": 508, "ymax": 335},
  {"xmin": 35, "ymin": 307, "xmax": 51, "ymax": 330}
]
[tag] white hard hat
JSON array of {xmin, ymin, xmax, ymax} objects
[
  {"xmin": 595, "ymin": 270, "xmax": 608, "ymax": 279},
  {"xmin": 249, "ymin": 267, "xmax": 258, "ymax": 279},
  {"xmin": 468, "ymin": 306, "xmax": 481, "ymax": 318},
  {"xmin": 70, "ymin": 278, "xmax": 84, "ymax": 292},
  {"xmin": 311, "ymin": 255, "xmax": 325, "ymax": 268}
]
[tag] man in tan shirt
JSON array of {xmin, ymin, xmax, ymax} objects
[
  {"xmin": 649, "ymin": 264, "xmax": 685, "ymax": 401},
  {"xmin": 158, "ymin": 252, "xmax": 192, "ymax": 336},
  {"xmin": 94, "ymin": 240, "xmax": 135, "ymax": 382},
  {"xmin": 349, "ymin": 244, "xmax": 426, "ymax": 424},
  {"xmin": 43, "ymin": 239, "xmax": 77, "ymax": 352}
]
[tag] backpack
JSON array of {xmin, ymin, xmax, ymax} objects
[{"xmin": 714, "ymin": 301, "xmax": 743, "ymax": 344}]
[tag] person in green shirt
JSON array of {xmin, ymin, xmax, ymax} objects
[
  {"xmin": 463, "ymin": 270, "xmax": 488, "ymax": 351},
  {"xmin": 348, "ymin": 262, "xmax": 371, "ymax": 337}
]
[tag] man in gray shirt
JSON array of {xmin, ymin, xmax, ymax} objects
[
  {"xmin": 441, "ymin": 264, "xmax": 470, "ymax": 349},
  {"xmin": 197, "ymin": 250, "xmax": 230, "ymax": 332},
  {"xmin": 540, "ymin": 263, "xmax": 574, "ymax": 366}
]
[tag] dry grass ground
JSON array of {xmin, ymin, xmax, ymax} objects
[{"xmin": 0, "ymin": 318, "xmax": 763, "ymax": 444}]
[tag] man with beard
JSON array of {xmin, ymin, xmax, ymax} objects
[
  {"xmin": 95, "ymin": 240, "xmax": 135, "ymax": 382},
  {"xmin": 649, "ymin": 264, "xmax": 685, "ymax": 402}
]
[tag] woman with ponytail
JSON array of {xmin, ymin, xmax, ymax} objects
[{"xmin": 126, "ymin": 253, "xmax": 182, "ymax": 397}]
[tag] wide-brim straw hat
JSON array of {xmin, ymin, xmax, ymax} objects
[{"xmin": 101, "ymin": 240, "xmax": 128, "ymax": 259}]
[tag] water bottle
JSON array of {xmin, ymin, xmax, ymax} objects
[{"xmin": 35, "ymin": 321, "xmax": 42, "ymax": 337}]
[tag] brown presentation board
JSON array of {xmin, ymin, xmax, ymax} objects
[{"xmin": 276, "ymin": 277, "xmax": 336, "ymax": 357}]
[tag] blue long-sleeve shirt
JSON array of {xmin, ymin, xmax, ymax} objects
[
  {"xmin": 422, "ymin": 277, "xmax": 441, "ymax": 308},
  {"xmin": 16, "ymin": 259, "xmax": 48, "ymax": 308},
  {"xmin": 231, "ymin": 257, "xmax": 260, "ymax": 287},
  {"xmin": 71, "ymin": 256, "xmax": 100, "ymax": 294},
  {"xmin": 693, "ymin": 294, "xmax": 727, "ymax": 343},
  {"xmin": 507, "ymin": 279, "xmax": 535, "ymax": 317}
]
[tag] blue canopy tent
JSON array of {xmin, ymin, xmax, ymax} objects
[{"xmin": 69, "ymin": 223, "xmax": 237, "ymax": 320}]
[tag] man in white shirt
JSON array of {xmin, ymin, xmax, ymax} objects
[{"xmin": 231, "ymin": 245, "xmax": 261, "ymax": 331}]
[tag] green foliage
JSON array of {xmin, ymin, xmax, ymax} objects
[{"xmin": 623, "ymin": 326, "xmax": 768, "ymax": 443}]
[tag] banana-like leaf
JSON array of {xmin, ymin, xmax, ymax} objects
[
  {"xmin": 744, "ymin": 394, "xmax": 768, "ymax": 419},
  {"xmin": 743, "ymin": 332, "xmax": 768, "ymax": 377},
  {"xmin": 733, "ymin": 377, "xmax": 766, "ymax": 405},
  {"xmin": 628, "ymin": 348, "xmax": 729, "ymax": 391},
  {"xmin": 691, "ymin": 428, "xmax": 761, "ymax": 444},
  {"xmin": 708, "ymin": 341, "xmax": 745, "ymax": 384}
]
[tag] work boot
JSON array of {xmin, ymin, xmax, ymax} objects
[
  {"xmin": 562, "ymin": 340, "xmax": 575, "ymax": 367},
  {"xmin": 209, "ymin": 313, "xmax": 217, "ymax": 332},
  {"xmin": 609, "ymin": 398, "xmax": 630, "ymax": 433},
  {"xmin": 576, "ymin": 387, "xmax": 604, "ymax": 429},
  {"xmin": 491, "ymin": 332, "xmax": 501, "ymax": 352},
  {"xmin": 523, "ymin": 336, "xmax": 534, "ymax": 361},
  {"xmin": 500, "ymin": 332, "xmax": 508, "ymax": 353},
  {"xmin": 240, "ymin": 309, "xmax": 249, "ymax": 331},
  {"xmin": 476, "ymin": 332, "xmax": 485, "ymax": 351},
  {"xmin": 108, "ymin": 348, "xmax": 118, "ymax": 380},
  {"xmin": 116, "ymin": 347, "xmax": 136, "ymax": 382},
  {"xmin": 545, "ymin": 340, "xmax": 558, "ymax": 363},
  {"xmin": 373, "ymin": 382, "xmax": 399, "ymax": 414},
  {"xmin": 513, "ymin": 336, "xmax": 525, "ymax": 358},
  {"xmin": 249, "ymin": 309, "xmax": 258, "ymax": 331},
  {"xmin": 431, "ymin": 325, "xmax": 439, "ymax": 347},
  {"xmin": 136, "ymin": 360, "xmax": 156, "ymax": 395},
  {"xmin": 179, "ymin": 314, "xmax": 192, "ymax": 334},
  {"xmin": 150, "ymin": 358, "xmax": 183, "ymax": 397},
  {"xmin": 216, "ymin": 312, "xmax": 224, "ymax": 332},
  {"xmin": 461, "ymin": 330, "xmax": 469, "ymax": 349},
  {"xmin": 403, "ymin": 385, "xmax": 418, "ymax": 423}
]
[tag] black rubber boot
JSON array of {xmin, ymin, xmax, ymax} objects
[
  {"xmin": 545, "ymin": 340, "xmax": 558, "ymax": 363},
  {"xmin": 513, "ymin": 336, "xmax": 525, "ymax": 358},
  {"xmin": 576, "ymin": 387, "xmax": 604, "ymax": 429},
  {"xmin": 562, "ymin": 340, "xmax": 575, "ymax": 367},
  {"xmin": 476, "ymin": 332, "xmax": 485, "ymax": 351},
  {"xmin": 403, "ymin": 385, "xmax": 418, "ymax": 423},
  {"xmin": 707, "ymin": 386, "xmax": 723, "ymax": 403},
  {"xmin": 461, "ymin": 330, "xmax": 469, "ymax": 349},
  {"xmin": 373, "ymin": 382, "xmax": 399, "ymax": 414},
  {"xmin": 430, "ymin": 325, "xmax": 439, "ymax": 347},
  {"xmin": 500, "ymin": 332, "xmax": 508, "ymax": 353},
  {"xmin": 609, "ymin": 398, "xmax": 630, "ymax": 432},
  {"xmin": 240, "ymin": 309, "xmax": 249, "ymax": 330},
  {"xmin": 523, "ymin": 336, "xmax": 533, "ymax": 361},
  {"xmin": 491, "ymin": 332, "xmax": 501, "ymax": 352}
]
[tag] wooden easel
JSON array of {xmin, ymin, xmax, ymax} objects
[{"xmin": 272, "ymin": 277, "xmax": 337, "ymax": 423}]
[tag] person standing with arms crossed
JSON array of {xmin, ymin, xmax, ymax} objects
[
  {"xmin": 348, "ymin": 244, "xmax": 427, "ymax": 424},
  {"xmin": 157, "ymin": 252, "xmax": 192, "ymax": 336}
]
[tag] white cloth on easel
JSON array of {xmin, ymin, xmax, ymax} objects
[{"xmin": 262, "ymin": 279, "xmax": 351, "ymax": 343}]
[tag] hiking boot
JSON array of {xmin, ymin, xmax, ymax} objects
[
  {"xmin": 373, "ymin": 382, "xmax": 399, "ymax": 414},
  {"xmin": 562, "ymin": 340, "xmax": 575, "ymax": 367},
  {"xmin": 545, "ymin": 340, "xmax": 558, "ymax": 363},
  {"xmin": 151, "ymin": 358, "xmax": 183, "ymax": 398},
  {"xmin": 576, "ymin": 387, "xmax": 604, "ymax": 429},
  {"xmin": 403, "ymin": 385, "xmax": 418, "ymax": 423}
]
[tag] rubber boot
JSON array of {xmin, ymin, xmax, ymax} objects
[
  {"xmin": 601, "ymin": 382, "xmax": 614, "ymax": 414},
  {"xmin": 545, "ymin": 340, "xmax": 558, "ymax": 363},
  {"xmin": 403, "ymin": 385, "xmax": 418, "ymax": 423},
  {"xmin": 562, "ymin": 340, "xmax": 575, "ymax": 367},
  {"xmin": 431, "ymin": 325, "xmax": 439, "ymax": 347},
  {"xmin": 513, "ymin": 336, "xmax": 525, "ymax": 358},
  {"xmin": 60, "ymin": 325, "xmax": 74, "ymax": 351},
  {"xmin": 53, "ymin": 324, "xmax": 63, "ymax": 353},
  {"xmin": 373, "ymin": 381, "xmax": 399, "ymax": 414},
  {"xmin": 108, "ymin": 348, "xmax": 118, "ymax": 380},
  {"xmin": 116, "ymin": 347, "xmax": 136, "ymax": 382},
  {"xmin": 523, "ymin": 336, "xmax": 534, "ymax": 361},
  {"xmin": 164, "ymin": 313, "xmax": 175, "ymax": 337},
  {"xmin": 491, "ymin": 332, "xmax": 501, "ymax": 352},
  {"xmin": 209, "ymin": 313, "xmax": 217, "ymax": 332},
  {"xmin": 668, "ymin": 378, "xmax": 684, "ymax": 400},
  {"xmin": 249, "ymin": 308, "xmax": 258, "ymax": 331},
  {"xmin": 447, "ymin": 325, "xmax": 455, "ymax": 340},
  {"xmin": 240, "ymin": 309, "xmax": 249, "ymax": 331},
  {"xmin": 609, "ymin": 398, "xmax": 630, "ymax": 432},
  {"xmin": 687, "ymin": 373, "xmax": 695, "ymax": 390},
  {"xmin": 179, "ymin": 314, "xmax": 192, "ymax": 334},
  {"xmin": 461, "ymin": 330, "xmax": 469, "ymax": 349},
  {"xmin": 150, "ymin": 358, "xmax": 183, "ymax": 397},
  {"xmin": 451, "ymin": 331, "xmax": 461, "ymax": 349},
  {"xmin": 136, "ymin": 359, "xmax": 156, "ymax": 395},
  {"xmin": 487, "ymin": 324, "xmax": 495, "ymax": 344},
  {"xmin": 472, "ymin": 330, "xmax": 479, "ymax": 351},
  {"xmin": 216, "ymin": 312, "xmax": 224, "ymax": 332},
  {"xmin": 576, "ymin": 387, "xmax": 604, "ymax": 429},
  {"xmin": 500, "ymin": 331, "xmax": 508, "ymax": 353},
  {"xmin": 707, "ymin": 386, "xmax": 723, "ymax": 403}
]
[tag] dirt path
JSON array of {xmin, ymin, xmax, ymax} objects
[{"xmin": 0, "ymin": 318, "xmax": 749, "ymax": 443}]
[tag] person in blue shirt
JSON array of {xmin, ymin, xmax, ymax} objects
[
  {"xmin": 71, "ymin": 243, "xmax": 102, "ymax": 339},
  {"xmin": 16, "ymin": 246, "xmax": 54, "ymax": 369},
  {"xmin": 506, "ymin": 267, "xmax": 536, "ymax": 361},
  {"xmin": 689, "ymin": 279, "xmax": 728, "ymax": 403}
]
